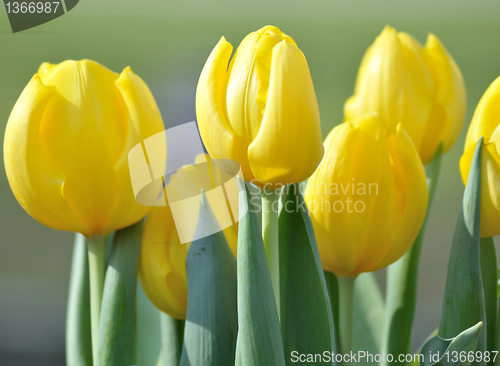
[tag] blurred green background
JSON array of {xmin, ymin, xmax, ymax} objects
[{"xmin": 1, "ymin": 0, "xmax": 500, "ymax": 364}]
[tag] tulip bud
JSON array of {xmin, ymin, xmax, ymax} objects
[
  {"xmin": 304, "ymin": 114, "xmax": 428, "ymax": 277},
  {"xmin": 345, "ymin": 26, "xmax": 466, "ymax": 164},
  {"xmin": 196, "ymin": 25, "xmax": 323, "ymax": 187},
  {"xmin": 139, "ymin": 157, "xmax": 238, "ymax": 319},
  {"xmin": 460, "ymin": 77, "xmax": 500, "ymax": 238},
  {"xmin": 3, "ymin": 60, "xmax": 164, "ymax": 236}
]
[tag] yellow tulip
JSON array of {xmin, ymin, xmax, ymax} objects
[
  {"xmin": 196, "ymin": 25, "xmax": 323, "ymax": 187},
  {"xmin": 4, "ymin": 60, "xmax": 164, "ymax": 237},
  {"xmin": 304, "ymin": 114, "xmax": 428, "ymax": 277},
  {"xmin": 460, "ymin": 77, "xmax": 500, "ymax": 238},
  {"xmin": 139, "ymin": 156, "xmax": 238, "ymax": 319},
  {"xmin": 344, "ymin": 26, "xmax": 466, "ymax": 164}
]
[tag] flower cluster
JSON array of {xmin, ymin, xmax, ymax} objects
[{"xmin": 3, "ymin": 24, "xmax": 497, "ymax": 366}]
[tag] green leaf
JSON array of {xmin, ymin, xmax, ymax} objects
[
  {"xmin": 383, "ymin": 144, "xmax": 443, "ymax": 364},
  {"xmin": 480, "ymin": 237, "xmax": 497, "ymax": 359},
  {"xmin": 438, "ymin": 138, "xmax": 486, "ymax": 366},
  {"xmin": 353, "ymin": 272, "xmax": 384, "ymax": 359},
  {"xmin": 235, "ymin": 182, "xmax": 285, "ymax": 366},
  {"xmin": 136, "ymin": 281, "xmax": 162, "ymax": 366},
  {"xmin": 180, "ymin": 192, "xmax": 238, "ymax": 366},
  {"xmin": 158, "ymin": 312, "xmax": 185, "ymax": 366},
  {"xmin": 279, "ymin": 184, "xmax": 338, "ymax": 365},
  {"xmin": 98, "ymin": 221, "xmax": 142, "ymax": 366},
  {"xmin": 66, "ymin": 234, "xmax": 93, "ymax": 366},
  {"xmin": 420, "ymin": 322, "xmax": 483, "ymax": 366},
  {"xmin": 324, "ymin": 271, "xmax": 340, "ymax": 344}
]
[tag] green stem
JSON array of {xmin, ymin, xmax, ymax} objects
[
  {"xmin": 86, "ymin": 235, "xmax": 107, "ymax": 366},
  {"xmin": 261, "ymin": 187, "xmax": 281, "ymax": 318},
  {"xmin": 480, "ymin": 237, "xmax": 497, "ymax": 361},
  {"xmin": 159, "ymin": 312, "xmax": 185, "ymax": 366},
  {"xmin": 66, "ymin": 234, "xmax": 93, "ymax": 366},
  {"xmin": 338, "ymin": 276, "xmax": 356, "ymax": 359}
]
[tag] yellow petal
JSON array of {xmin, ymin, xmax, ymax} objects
[
  {"xmin": 306, "ymin": 115, "xmax": 395, "ymax": 276},
  {"xmin": 345, "ymin": 26, "xmax": 435, "ymax": 159},
  {"xmin": 373, "ymin": 124, "xmax": 428, "ymax": 270},
  {"xmin": 39, "ymin": 60, "xmax": 128, "ymax": 235},
  {"xmin": 348, "ymin": 116, "xmax": 399, "ymax": 274},
  {"xmin": 196, "ymin": 37, "xmax": 240, "ymax": 176},
  {"xmin": 306, "ymin": 122, "xmax": 357, "ymax": 275},
  {"xmin": 459, "ymin": 143, "xmax": 476, "ymax": 186},
  {"xmin": 460, "ymin": 141, "xmax": 500, "ymax": 238},
  {"xmin": 479, "ymin": 144, "xmax": 500, "ymax": 238},
  {"xmin": 37, "ymin": 62, "xmax": 56, "ymax": 79},
  {"xmin": 225, "ymin": 30, "xmax": 285, "ymax": 182},
  {"xmin": 391, "ymin": 31, "xmax": 435, "ymax": 147},
  {"xmin": 139, "ymin": 206, "xmax": 189, "ymax": 319},
  {"xmin": 461, "ymin": 77, "xmax": 500, "ymax": 237},
  {"xmin": 257, "ymin": 25, "xmax": 297, "ymax": 46},
  {"xmin": 422, "ymin": 33, "xmax": 466, "ymax": 161},
  {"xmin": 104, "ymin": 66, "xmax": 165, "ymax": 234},
  {"xmin": 418, "ymin": 102, "xmax": 448, "ymax": 164},
  {"xmin": 248, "ymin": 40, "xmax": 323, "ymax": 185},
  {"xmin": 225, "ymin": 31, "xmax": 265, "ymax": 179},
  {"xmin": 464, "ymin": 77, "xmax": 500, "ymax": 151},
  {"xmin": 4, "ymin": 75, "xmax": 89, "ymax": 233}
]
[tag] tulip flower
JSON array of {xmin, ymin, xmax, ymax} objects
[
  {"xmin": 4, "ymin": 59, "xmax": 164, "ymax": 237},
  {"xmin": 139, "ymin": 157, "xmax": 238, "ymax": 319},
  {"xmin": 344, "ymin": 26, "xmax": 466, "ymax": 164},
  {"xmin": 196, "ymin": 25, "xmax": 323, "ymax": 187},
  {"xmin": 304, "ymin": 113, "xmax": 428, "ymax": 277},
  {"xmin": 460, "ymin": 77, "xmax": 500, "ymax": 238},
  {"xmin": 196, "ymin": 25, "xmax": 324, "ymax": 311},
  {"xmin": 4, "ymin": 60, "xmax": 165, "ymax": 364}
]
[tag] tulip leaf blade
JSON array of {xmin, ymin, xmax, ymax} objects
[
  {"xmin": 439, "ymin": 138, "xmax": 486, "ymax": 365},
  {"xmin": 66, "ymin": 234, "xmax": 93, "ymax": 366},
  {"xmin": 180, "ymin": 192, "xmax": 238, "ymax": 366},
  {"xmin": 98, "ymin": 221, "xmax": 143, "ymax": 366},
  {"xmin": 235, "ymin": 182, "xmax": 286, "ymax": 366},
  {"xmin": 420, "ymin": 322, "xmax": 483, "ymax": 366},
  {"xmin": 279, "ymin": 184, "xmax": 338, "ymax": 365}
]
